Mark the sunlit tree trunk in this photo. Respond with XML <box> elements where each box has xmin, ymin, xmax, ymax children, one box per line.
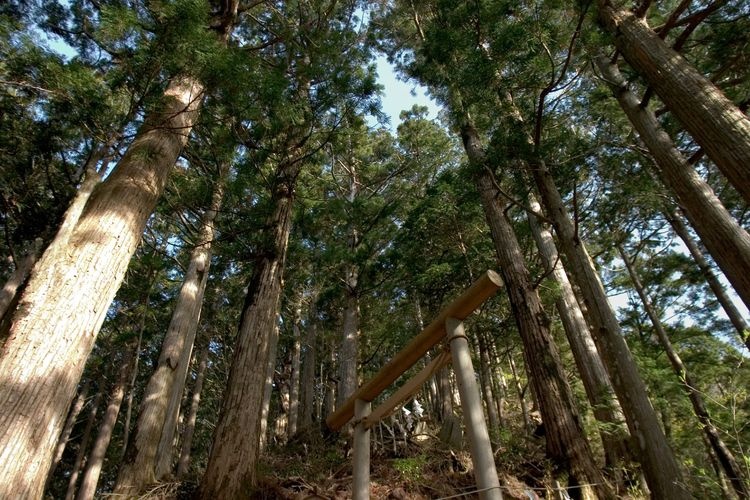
<box><xmin>619</xmin><ymin>244</ymin><xmax>749</xmax><ymax>500</ymax></box>
<box><xmin>259</xmin><ymin>322</ymin><xmax>281</xmax><ymax>453</ymax></box>
<box><xmin>199</xmin><ymin>157</ymin><xmax>301</xmax><ymax>498</ymax></box>
<box><xmin>121</xmin><ymin>296</ymin><xmax>148</xmax><ymax>460</ymax></box>
<box><xmin>323</xmin><ymin>339</ymin><xmax>336</xmax><ymax>420</ymax></box>
<box><xmin>1</xmin><ymin>146</ymin><xmax>109</xmax><ymax>338</ymax></box>
<box><xmin>529</xmin><ymin>156</ymin><xmax>686</xmax><ymax>498</ymax></box>
<box><xmin>527</xmin><ymin>193</ymin><xmax>631</xmax><ymax>471</ymax></box>
<box><xmin>0</xmin><ymin>76</ymin><xmax>203</xmax><ymax>499</ymax></box>
<box><xmin>299</xmin><ymin>295</ymin><xmax>318</xmax><ymax>430</ymax></box>
<box><xmin>665</xmin><ymin>209</ymin><xmax>749</xmax><ymax>348</ymax></box>
<box><xmin>337</xmin><ymin>161</ymin><xmax>361</xmax><ymax>408</ymax></box>
<box><xmin>154</xmin><ymin>170</ymin><xmax>227</xmax><ymax>477</ymax></box>
<box><xmin>115</xmin><ymin>169</ymin><xmax>226</xmax><ymax>494</ymax></box>
<box><xmin>288</xmin><ymin>297</ymin><xmax>303</xmax><ymax>437</ymax></box>
<box><xmin>176</xmin><ymin>343</ymin><xmax>209</xmax><ymax>479</ymax></box>
<box><xmin>64</xmin><ymin>390</ymin><xmax>102</xmax><ymax>500</ymax></box>
<box><xmin>76</xmin><ymin>347</ymin><xmax>134</xmax><ymax>500</ymax></box>
<box><xmin>462</xmin><ymin>119</ymin><xmax>611</xmax><ymax>497</ymax></box>
<box><xmin>0</xmin><ymin>238</ymin><xmax>42</xmax><ymax>336</ymax></box>
<box><xmin>596</xmin><ymin>1</ymin><xmax>750</xmax><ymax>204</ymax></box>
<box><xmin>46</xmin><ymin>381</ymin><xmax>90</xmax><ymax>493</ymax></box>
<box><xmin>595</xmin><ymin>56</ymin><xmax>750</xmax><ymax>315</ymax></box>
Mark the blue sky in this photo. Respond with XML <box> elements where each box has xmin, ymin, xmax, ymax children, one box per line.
<box><xmin>373</xmin><ymin>55</ymin><xmax>441</xmax><ymax>130</ymax></box>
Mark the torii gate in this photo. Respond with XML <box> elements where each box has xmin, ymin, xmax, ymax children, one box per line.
<box><xmin>326</xmin><ymin>270</ymin><xmax>504</xmax><ymax>500</ymax></box>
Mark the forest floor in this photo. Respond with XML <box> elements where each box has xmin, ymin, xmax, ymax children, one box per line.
<box><xmin>244</xmin><ymin>425</ymin><xmax>551</xmax><ymax>499</ymax></box>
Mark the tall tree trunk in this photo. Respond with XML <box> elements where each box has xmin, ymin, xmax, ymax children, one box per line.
<box><xmin>259</xmin><ymin>322</ymin><xmax>281</xmax><ymax>453</ymax></box>
<box><xmin>64</xmin><ymin>390</ymin><xmax>102</xmax><ymax>500</ymax></box>
<box><xmin>199</xmin><ymin>159</ymin><xmax>300</xmax><ymax>498</ymax></box>
<box><xmin>413</xmin><ymin>298</ymin><xmax>441</xmax><ymax>419</ymax></box>
<box><xmin>115</xmin><ymin>169</ymin><xmax>226</xmax><ymax>494</ymax></box>
<box><xmin>437</xmin><ymin>364</ymin><xmax>454</xmax><ymax>422</ymax></box>
<box><xmin>481</xmin><ymin>75</ymin><xmax>685</xmax><ymax>495</ymax></box>
<box><xmin>0</xmin><ymin>76</ymin><xmax>203</xmax><ymax>499</ymax></box>
<box><xmin>323</xmin><ymin>339</ymin><xmax>336</xmax><ymax>420</ymax></box>
<box><xmin>337</xmin><ymin>159</ymin><xmax>361</xmax><ymax>408</ymax></box>
<box><xmin>703</xmin><ymin>432</ymin><xmax>735</xmax><ymax>500</ymax></box>
<box><xmin>288</xmin><ymin>298</ymin><xmax>303</xmax><ymax>438</ymax></box>
<box><xmin>337</xmin><ymin>269</ymin><xmax>360</xmax><ymax>408</ymax></box>
<box><xmin>46</xmin><ymin>381</ymin><xmax>90</xmax><ymax>493</ymax></box>
<box><xmin>595</xmin><ymin>56</ymin><xmax>750</xmax><ymax>315</ymax></box>
<box><xmin>176</xmin><ymin>342</ymin><xmax>210</xmax><ymax>479</ymax></box>
<box><xmin>665</xmin><ymin>209</ymin><xmax>750</xmax><ymax>349</ymax></box>
<box><xmin>1</xmin><ymin>144</ymin><xmax>111</xmax><ymax>340</ymax></box>
<box><xmin>488</xmin><ymin>341</ymin><xmax>507</xmax><ymax>428</ymax></box>
<box><xmin>618</xmin><ymin>244</ymin><xmax>750</xmax><ymax>500</ymax></box>
<box><xmin>299</xmin><ymin>295</ymin><xmax>318</xmax><ymax>430</ymax></box>
<box><xmin>154</xmin><ymin>171</ymin><xmax>228</xmax><ymax>478</ymax></box>
<box><xmin>0</xmin><ymin>238</ymin><xmax>42</xmax><ymax>332</ymax></box>
<box><xmin>76</xmin><ymin>347</ymin><xmax>134</xmax><ymax>500</ymax></box>
<box><xmin>596</xmin><ymin>1</ymin><xmax>750</xmax><ymax>204</ymax></box>
<box><xmin>121</xmin><ymin>296</ymin><xmax>148</xmax><ymax>460</ymax></box>
<box><xmin>507</xmin><ymin>353</ymin><xmax>531</xmax><ymax>431</ymax></box>
<box><xmin>462</xmin><ymin>120</ymin><xmax>610</xmax><ymax>497</ymax></box>
<box><xmin>476</xmin><ymin>329</ymin><xmax>500</xmax><ymax>436</ymax></box>
<box><xmin>527</xmin><ymin>193</ymin><xmax>632</xmax><ymax>470</ymax></box>
<box><xmin>528</xmin><ymin>156</ymin><xmax>687</xmax><ymax>498</ymax></box>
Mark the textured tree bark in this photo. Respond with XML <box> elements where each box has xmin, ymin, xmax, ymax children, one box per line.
<box><xmin>0</xmin><ymin>76</ymin><xmax>203</xmax><ymax>499</ymax></box>
<box><xmin>462</xmin><ymin>120</ymin><xmax>610</xmax><ymax>497</ymax></box>
<box><xmin>527</xmin><ymin>194</ymin><xmax>632</xmax><ymax>471</ymax></box>
<box><xmin>121</xmin><ymin>296</ymin><xmax>148</xmax><ymax>460</ymax></box>
<box><xmin>64</xmin><ymin>390</ymin><xmax>102</xmax><ymax>500</ymax></box>
<box><xmin>665</xmin><ymin>209</ymin><xmax>750</xmax><ymax>349</ymax></box>
<box><xmin>337</xmin><ymin>160</ymin><xmax>361</xmax><ymax>409</ymax></box>
<box><xmin>154</xmin><ymin>172</ymin><xmax>227</xmax><ymax>478</ymax></box>
<box><xmin>259</xmin><ymin>323</ymin><xmax>281</xmax><ymax>453</ymax></box>
<box><xmin>114</xmin><ymin>169</ymin><xmax>225</xmax><ymax>494</ymax></box>
<box><xmin>199</xmin><ymin>159</ymin><xmax>300</xmax><ymax>499</ymax></box>
<box><xmin>619</xmin><ymin>245</ymin><xmax>750</xmax><ymax>500</ymax></box>
<box><xmin>46</xmin><ymin>381</ymin><xmax>90</xmax><ymax>493</ymax></box>
<box><xmin>595</xmin><ymin>56</ymin><xmax>750</xmax><ymax>313</ymax></box>
<box><xmin>338</xmin><ymin>270</ymin><xmax>361</xmax><ymax>408</ymax></box>
<box><xmin>437</xmin><ymin>365</ymin><xmax>454</xmax><ymax>422</ymax></box>
<box><xmin>529</xmin><ymin>156</ymin><xmax>687</xmax><ymax>498</ymax></box>
<box><xmin>288</xmin><ymin>298</ymin><xmax>303</xmax><ymax>437</ymax></box>
<box><xmin>2</xmin><ymin>143</ymin><xmax>109</xmax><ymax>338</ymax></box>
<box><xmin>76</xmin><ymin>348</ymin><xmax>134</xmax><ymax>500</ymax></box>
<box><xmin>323</xmin><ymin>341</ymin><xmax>336</xmax><ymax>420</ymax></box>
<box><xmin>299</xmin><ymin>296</ymin><xmax>318</xmax><ymax>430</ymax></box>
<box><xmin>176</xmin><ymin>343</ymin><xmax>209</xmax><ymax>479</ymax></box>
<box><xmin>597</xmin><ymin>1</ymin><xmax>750</xmax><ymax>204</ymax></box>
<box><xmin>0</xmin><ymin>148</ymin><xmax>106</xmax><ymax>342</ymax></box>
<box><xmin>488</xmin><ymin>341</ymin><xmax>507</xmax><ymax>427</ymax></box>
<box><xmin>0</xmin><ymin>238</ymin><xmax>42</xmax><ymax>332</ymax></box>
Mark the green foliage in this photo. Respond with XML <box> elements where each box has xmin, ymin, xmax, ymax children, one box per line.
<box><xmin>392</xmin><ymin>454</ymin><xmax>428</xmax><ymax>481</ymax></box>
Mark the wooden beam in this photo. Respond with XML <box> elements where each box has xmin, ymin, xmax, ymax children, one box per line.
<box><xmin>326</xmin><ymin>270</ymin><xmax>502</xmax><ymax>431</ymax></box>
<box><xmin>363</xmin><ymin>351</ymin><xmax>452</xmax><ymax>428</ymax></box>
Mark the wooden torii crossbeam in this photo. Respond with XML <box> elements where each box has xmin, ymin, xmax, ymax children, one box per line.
<box><xmin>326</xmin><ymin>270</ymin><xmax>504</xmax><ymax>500</ymax></box>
